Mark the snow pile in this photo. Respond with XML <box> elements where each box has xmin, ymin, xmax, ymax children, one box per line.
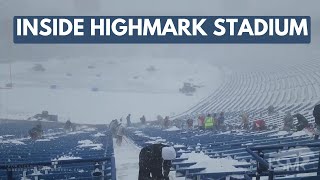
<box><xmin>2</xmin><ymin>135</ymin><xmax>14</xmax><ymax>138</ymax></box>
<box><xmin>36</xmin><ymin>138</ymin><xmax>51</xmax><ymax>142</ymax></box>
<box><xmin>181</xmin><ymin>151</ymin><xmax>247</xmax><ymax>173</ymax></box>
<box><xmin>149</xmin><ymin>136</ymin><xmax>162</xmax><ymax>140</ymax></box>
<box><xmin>54</xmin><ymin>155</ymin><xmax>82</xmax><ymax>161</ymax></box>
<box><xmin>27</xmin><ymin>117</ymin><xmax>56</xmax><ymax>122</ymax></box>
<box><xmin>8</xmin><ymin>139</ymin><xmax>25</xmax><ymax>145</ymax></box>
<box><xmin>30</xmin><ymin>171</ymin><xmax>43</xmax><ymax>175</ymax></box>
<box><xmin>134</xmin><ymin>131</ymin><xmax>149</xmax><ymax>138</ymax></box>
<box><xmin>41</xmin><ymin>166</ymin><xmax>52</xmax><ymax>170</ymax></box>
<box><xmin>236</xmin><ymin>132</ymin><xmax>244</xmax><ymax>135</ymax></box>
<box><xmin>0</xmin><ymin>139</ymin><xmax>25</xmax><ymax>145</ymax></box>
<box><xmin>269</xmin><ymin>131</ymin><xmax>290</xmax><ymax>137</ymax></box>
<box><xmin>77</xmin><ymin>140</ymin><xmax>103</xmax><ymax>150</ymax></box>
<box><xmin>37</xmin><ymin>131</ymin><xmax>66</xmax><ymax>141</ymax></box>
<box><xmin>76</xmin><ymin>125</ymin><xmax>96</xmax><ymax>132</ymax></box>
<box><xmin>67</xmin><ymin>128</ymin><xmax>97</xmax><ymax>135</ymax></box>
<box><xmin>174</xmin><ymin>144</ymin><xmax>186</xmax><ymax>148</ymax></box>
<box><xmin>93</xmin><ymin>132</ymin><xmax>105</xmax><ymax>137</ymax></box>
<box><xmin>290</xmin><ymin>130</ymin><xmax>309</xmax><ymax>137</ymax></box>
<box><xmin>91</xmin><ymin>146</ymin><xmax>103</xmax><ymax>150</ymax></box>
<box><xmin>164</xmin><ymin>126</ymin><xmax>180</xmax><ymax>131</ymax></box>
<box><xmin>68</xmin><ymin>131</ymin><xmax>87</xmax><ymax>135</ymax></box>
<box><xmin>243</xmin><ymin>142</ymin><xmax>253</xmax><ymax>146</ymax></box>
<box><xmin>220</xmin><ymin>131</ymin><xmax>232</xmax><ymax>135</ymax></box>
<box><xmin>178</xmin><ymin>149</ymin><xmax>189</xmax><ymax>153</ymax></box>
<box><xmin>83</xmin><ymin>127</ymin><xmax>96</xmax><ymax>132</ymax></box>
<box><xmin>145</xmin><ymin>137</ymin><xmax>167</xmax><ymax>144</ymax></box>
<box><xmin>134</xmin><ymin>130</ymin><xmax>142</xmax><ymax>134</ymax></box>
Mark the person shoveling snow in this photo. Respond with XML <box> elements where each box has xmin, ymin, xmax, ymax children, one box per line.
<box><xmin>139</xmin><ymin>144</ymin><xmax>176</xmax><ymax>180</ymax></box>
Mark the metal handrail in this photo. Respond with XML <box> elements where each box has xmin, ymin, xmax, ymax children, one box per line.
<box><xmin>250</xmin><ymin>142</ymin><xmax>320</xmax><ymax>151</ymax></box>
<box><xmin>246</xmin><ymin>142</ymin><xmax>320</xmax><ymax>180</ymax></box>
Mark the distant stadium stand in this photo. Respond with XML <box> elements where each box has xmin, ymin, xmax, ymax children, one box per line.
<box><xmin>174</xmin><ymin>59</ymin><xmax>320</xmax><ymax>129</ymax></box>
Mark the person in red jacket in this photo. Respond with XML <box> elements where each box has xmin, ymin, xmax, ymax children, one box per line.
<box><xmin>253</xmin><ymin>119</ymin><xmax>267</xmax><ymax>131</ymax></box>
<box><xmin>198</xmin><ymin>115</ymin><xmax>205</xmax><ymax>130</ymax></box>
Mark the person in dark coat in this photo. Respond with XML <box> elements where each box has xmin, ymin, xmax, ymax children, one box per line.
<box><xmin>138</xmin><ymin>144</ymin><xmax>176</xmax><ymax>180</ymax></box>
<box><xmin>283</xmin><ymin>112</ymin><xmax>294</xmax><ymax>131</ymax></box>
<box><xmin>163</xmin><ymin>116</ymin><xmax>170</xmax><ymax>129</ymax></box>
<box><xmin>64</xmin><ymin>120</ymin><xmax>74</xmax><ymax>131</ymax></box>
<box><xmin>293</xmin><ymin>113</ymin><xmax>309</xmax><ymax>131</ymax></box>
<box><xmin>126</xmin><ymin>114</ymin><xmax>131</xmax><ymax>127</ymax></box>
<box><xmin>140</xmin><ymin>115</ymin><xmax>146</xmax><ymax>125</ymax></box>
<box><xmin>313</xmin><ymin>104</ymin><xmax>320</xmax><ymax>139</ymax></box>
<box><xmin>217</xmin><ymin>112</ymin><xmax>225</xmax><ymax>129</ymax></box>
<box><xmin>314</xmin><ymin>104</ymin><xmax>320</xmax><ymax>127</ymax></box>
<box><xmin>29</xmin><ymin>122</ymin><xmax>43</xmax><ymax>140</ymax></box>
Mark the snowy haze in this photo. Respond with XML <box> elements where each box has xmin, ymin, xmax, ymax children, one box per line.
<box><xmin>0</xmin><ymin>0</ymin><xmax>320</xmax><ymax>123</ymax></box>
<box><xmin>0</xmin><ymin>57</ymin><xmax>222</xmax><ymax>124</ymax></box>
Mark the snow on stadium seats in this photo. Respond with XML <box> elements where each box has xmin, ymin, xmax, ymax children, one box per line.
<box><xmin>126</xmin><ymin>126</ymin><xmax>320</xmax><ymax>179</ymax></box>
<box><xmin>122</xmin><ymin>60</ymin><xmax>320</xmax><ymax>179</ymax></box>
<box><xmin>178</xmin><ymin>60</ymin><xmax>320</xmax><ymax>122</ymax></box>
<box><xmin>0</xmin><ymin>120</ymin><xmax>116</xmax><ymax>180</ymax></box>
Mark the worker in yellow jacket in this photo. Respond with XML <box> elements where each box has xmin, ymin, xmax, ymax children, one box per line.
<box><xmin>204</xmin><ymin>114</ymin><xmax>214</xmax><ymax>130</ymax></box>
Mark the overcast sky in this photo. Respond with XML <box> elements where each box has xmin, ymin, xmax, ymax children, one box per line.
<box><xmin>0</xmin><ymin>0</ymin><xmax>319</xmax><ymax>68</ymax></box>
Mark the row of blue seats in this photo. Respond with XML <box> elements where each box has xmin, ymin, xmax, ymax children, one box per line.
<box><xmin>127</xmin><ymin>127</ymin><xmax>320</xmax><ymax>180</ymax></box>
<box><xmin>0</xmin><ymin>120</ymin><xmax>116</xmax><ymax>180</ymax></box>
